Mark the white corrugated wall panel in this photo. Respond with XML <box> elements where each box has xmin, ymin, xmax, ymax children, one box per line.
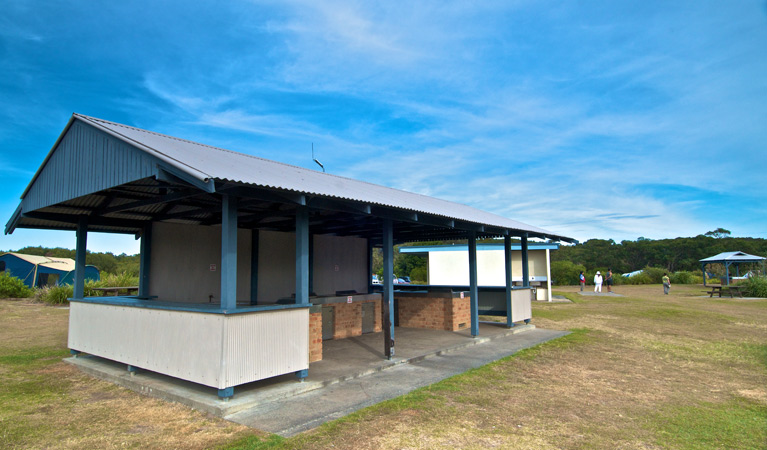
<box><xmin>69</xmin><ymin>302</ymin><xmax>311</xmax><ymax>390</ymax></box>
<box><xmin>69</xmin><ymin>302</ymin><xmax>224</xmax><ymax>387</ymax></box>
<box><xmin>223</xmin><ymin>308</ymin><xmax>309</xmax><ymax>387</ymax></box>
<box><xmin>511</xmin><ymin>288</ymin><xmax>533</xmax><ymax>322</ymax></box>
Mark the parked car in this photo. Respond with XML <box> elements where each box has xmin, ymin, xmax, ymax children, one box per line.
<box><xmin>401</xmin><ymin>276</ymin><xmax>411</xmax><ymax>283</ymax></box>
<box><xmin>372</xmin><ymin>274</ymin><xmax>381</xmax><ymax>285</ymax></box>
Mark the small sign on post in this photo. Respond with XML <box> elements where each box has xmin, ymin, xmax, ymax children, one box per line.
<box><xmin>347</xmin><ymin>296</ymin><xmax>353</xmax><ymax>303</ymax></box>
<box><xmin>460</xmin><ymin>292</ymin><xmax>465</xmax><ymax>299</ymax></box>
<box><xmin>210</xmin><ymin>264</ymin><xmax>216</xmax><ymax>272</ymax></box>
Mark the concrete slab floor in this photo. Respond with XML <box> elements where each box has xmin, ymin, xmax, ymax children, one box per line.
<box><xmin>578</xmin><ymin>291</ymin><xmax>624</xmax><ymax>297</ymax></box>
<box><xmin>66</xmin><ymin>323</ymin><xmax>569</xmax><ymax>436</ymax></box>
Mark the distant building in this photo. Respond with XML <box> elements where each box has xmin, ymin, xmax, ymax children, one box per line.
<box><xmin>0</xmin><ymin>252</ymin><xmax>100</xmax><ymax>288</ymax></box>
<box><xmin>399</xmin><ymin>243</ymin><xmax>557</xmax><ymax>301</ymax></box>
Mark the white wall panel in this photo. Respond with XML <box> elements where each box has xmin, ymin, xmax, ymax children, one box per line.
<box><xmin>150</xmin><ymin>222</ymin><xmax>251</xmax><ymax>303</ymax></box>
<box><xmin>428</xmin><ymin>249</ymin><xmax>549</xmax><ymax>286</ymax></box>
<box><xmin>69</xmin><ymin>302</ymin><xmax>310</xmax><ymax>389</ymax></box>
<box><xmin>312</xmin><ymin>234</ymin><xmax>367</xmax><ymax>296</ymax></box>
<box><xmin>224</xmin><ymin>308</ymin><xmax>309</xmax><ymax>386</ymax></box>
<box><xmin>257</xmin><ymin>230</ymin><xmax>295</xmax><ymax>303</ymax></box>
<box><xmin>511</xmin><ymin>288</ymin><xmax>533</xmax><ymax>322</ymax></box>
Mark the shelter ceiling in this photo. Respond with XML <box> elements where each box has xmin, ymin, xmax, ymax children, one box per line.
<box><xmin>14</xmin><ymin>177</ymin><xmax>517</xmax><ymax>243</ymax></box>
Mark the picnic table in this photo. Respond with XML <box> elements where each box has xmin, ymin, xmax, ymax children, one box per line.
<box><xmin>91</xmin><ymin>286</ymin><xmax>139</xmax><ymax>296</ymax></box>
<box><xmin>706</xmin><ymin>285</ymin><xmax>744</xmax><ymax>298</ymax></box>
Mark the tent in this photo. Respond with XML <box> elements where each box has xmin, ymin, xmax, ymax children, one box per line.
<box><xmin>0</xmin><ymin>252</ymin><xmax>100</xmax><ymax>288</ymax></box>
<box><xmin>699</xmin><ymin>251</ymin><xmax>766</xmax><ymax>286</ymax></box>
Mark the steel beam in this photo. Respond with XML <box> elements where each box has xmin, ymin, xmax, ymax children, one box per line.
<box><xmin>99</xmin><ymin>189</ymin><xmax>201</xmax><ymax>215</ymax></box>
<box><xmin>308</xmin><ymin>197</ymin><xmax>372</xmax><ymax>215</ymax></box>
<box><xmin>22</xmin><ymin>211</ymin><xmax>147</xmax><ymax>230</ymax></box>
<box><xmin>219</xmin><ymin>185</ymin><xmax>306</xmax><ymax>206</ymax></box>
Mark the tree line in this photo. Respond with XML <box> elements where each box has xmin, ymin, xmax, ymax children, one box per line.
<box><xmin>552</xmin><ymin>231</ymin><xmax>767</xmax><ymax>274</ymax></box>
<box><xmin>7</xmin><ymin>229</ymin><xmax>766</xmax><ymax>284</ymax></box>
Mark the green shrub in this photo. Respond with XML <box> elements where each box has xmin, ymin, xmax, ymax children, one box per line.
<box><xmin>35</xmin><ymin>284</ymin><xmax>73</xmax><ymax>305</ymax></box>
<box><xmin>409</xmin><ymin>266</ymin><xmax>427</xmax><ymax>285</ymax></box>
<box><xmin>642</xmin><ymin>266</ymin><xmax>667</xmax><ymax>284</ymax></box>
<box><xmin>551</xmin><ymin>260</ymin><xmax>587</xmax><ymax>285</ymax></box>
<box><xmin>742</xmin><ymin>276</ymin><xmax>767</xmax><ymax>298</ymax></box>
<box><xmin>0</xmin><ymin>272</ymin><xmax>33</xmax><ymax>298</ymax></box>
<box><xmin>616</xmin><ymin>266</ymin><xmax>690</xmax><ymax>285</ymax></box>
<box><xmin>670</xmin><ymin>271</ymin><xmax>704</xmax><ymax>285</ymax></box>
<box><xmin>33</xmin><ymin>272</ymin><xmax>141</xmax><ymax>305</ymax></box>
<box><xmin>91</xmin><ymin>271</ymin><xmax>139</xmax><ymax>288</ymax></box>
<box><xmin>620</xmin><ymin>273</ymin><xmax>645</xmax><ymax>285</ymax></box>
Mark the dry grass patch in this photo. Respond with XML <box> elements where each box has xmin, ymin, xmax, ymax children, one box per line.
<box><xmin>4</xmin><ymin>284</ymin><xmax>766</xmax><ymax>450</ymax></box>
<box><xmin>0</xmin><ymin>300</ymin><xmax>263</xmax><ymax>450</ymax></box>
<box><xmin>225</xmin><ymin>285</ymin><xmax>766</xmax><ymax>449</ymax></box>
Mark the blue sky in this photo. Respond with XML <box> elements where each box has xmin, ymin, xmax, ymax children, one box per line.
<box><xmin>1</xmin><ymin>1</ymin><xmax>766</xmax><ymax>254</ymax></box>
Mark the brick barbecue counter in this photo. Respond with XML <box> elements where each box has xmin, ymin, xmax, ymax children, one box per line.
<box><xmin>394</xmin><ymin>290</ymin><xmax>470</xmax><ymax>332</ymax></box>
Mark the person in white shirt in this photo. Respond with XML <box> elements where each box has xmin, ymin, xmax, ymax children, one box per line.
<box><xmin>594</xmin><ymin>271</ymin><xmax>603</xmax><ymax>293</ymax></box>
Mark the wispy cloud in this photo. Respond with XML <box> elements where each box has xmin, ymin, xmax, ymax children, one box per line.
<box><xmin>1</xmin><ymin>1</ymin><xmax>765</xmax><ymax>253</ymax></box>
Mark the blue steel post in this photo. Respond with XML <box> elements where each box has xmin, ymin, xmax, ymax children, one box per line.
<box><xmin>138</xmin><ymin>224</ymin><xmax>152</xmax><ymax>298</ymax></box>
<box><xmin>295</xmin><ymin>206</ymin><xmax>309</xmax><ymax>305</ymax></box>
<box><xmin>504</xmin><ymin>235</ymin><xmax>513</xmax><ymax>328</ymax></box>
<box><xmin>725</xmin><ymin>262</ymin><xmax>731</xmax><ymax>286</ymax></box>
<box><xmin>250</xmin><ymin>229</ymin><xmax>259</xmax><ymax>305</ymax></box>
<box><xmin>521</xmin><ymin>233</ymin><xmax>530</xmax><ymax>288</ymax></box>
<box><xmin>468</xmin><ymin>231</ymin><xmax>479</xmax><ymax>337</ymax></box>
<box><xmin>220</xmin><ymin>195</ymin><xmax>238</xmax><ymax>310</ymax></box>
<box><xmin>295</xmin><ymin>205</ymin><xmax>310</xmax><ymax>380</ymax></box>
<box><xmin>218</xmin><ymin>387</ymin><xmax>234</xmax><ymax>400</ymax></box>
<box><xmin>383</xmin><ymin>219</ymin><xmax>395</xmax><ymax>359</ymax></box>
<box><xmin>702</xmin><ymin>263</ymin><xmax>707</xmax><ymax>287</ymax></box>
<box><xmin>73</xmin><ymin>216</ymin><xmax>88</xmax><ymax>299</ymax></box>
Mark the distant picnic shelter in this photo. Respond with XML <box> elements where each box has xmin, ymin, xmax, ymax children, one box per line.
<box><xmin>699</xmin><ymin>251</ymin><xmax>766</xmax><ymax>286</ymax></box>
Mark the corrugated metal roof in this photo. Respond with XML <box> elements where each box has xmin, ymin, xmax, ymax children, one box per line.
<box><xmin>700</xmin><ymin>251</ymin><xmax>766</xmax><ymax>263</ymax></box>
<box><xmin>71</xmin><ymin>114</ymin><xmax>571</xmax><ymax>241</ymax></box>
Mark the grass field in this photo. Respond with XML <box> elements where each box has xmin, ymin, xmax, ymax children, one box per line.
<box><xmin>1</xmin><ymin>284</ymin><xmax>765</xmax><ymax>449</ymax></box>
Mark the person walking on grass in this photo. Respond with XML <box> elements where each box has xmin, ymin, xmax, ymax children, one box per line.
<box><xmin>594</xmin><ymin>271</ymin><xmax>603</xmax><ymax>293</ymax></box>
<box><xmin>606</xmin><ymin>269</ymin><xmax>614</xmax><ymax>293</ymax></box>
<box><xmin>579</xmin><ymin>271</ymin><xmax>586</xmax><ymax>291</ymax></box>
<box><xmin>663</xmin><ymin>273</ymin><xmax>671</xmax><ymax>295</ymax></box>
